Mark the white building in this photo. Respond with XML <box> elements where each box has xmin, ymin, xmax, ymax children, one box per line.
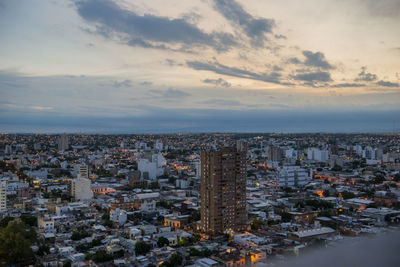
<box><xmin>135</xmin><ymin>192</ymin><xmax>159</xmax><ymax>211</ymax></box>
<box><xmin>285</xmin><ymin>149</ymin><xmax>298</xmax><ymax>159</ymax></box>
<box><xmin>154</xmin><ymin>140</ymin><xmax>164</xmax><ymax>151</ymax></box>
<box><xmin>4</xmin><ymin>144</ymin><xmax>12</xmax><ymax>155</ymax></box>
<box><xmin>307</xmin><ymin>148</ymin><xmax>329</xmax><ymax>162</ymax></box>
<box><xmin>70</xmin><ymin>178</ymin><xmax>93</xmax><ymax>200</ymax></box>
<box><xmin>279</xmin><ymin>166</ymin><xmax>309</xmax><ymax>188</ymax></box>
<box><xmin>74</xmin><ymin>164</ymin><xmax>89</xmax><ymax>179</ymax></box>
<box><xmin>0</xmin><ymin>186</ymin><xmax>6</xmax><ymax>211</ymax></box>
<box><xmin>110</xmin><ymin>208</ymin><xmax>127</xmax><ymax>225</ymax></box>
<box><xmin>138</xmin><ymin>153</ymin><xmax>166</xmax><ymax>180</ymax></box>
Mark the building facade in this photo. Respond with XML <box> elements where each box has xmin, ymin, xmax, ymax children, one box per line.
<box><xmin>69</xmin><ymin>178</ymin><xmax>93</xmax><ymax>200</ymax></box>
<box><xmin>200</xmin><ymin>143</ymin><xmax>247</xmax><ymax>234</ymax></box>
<box><xmin>279</xmin><ymin>166</ymin><xmax>309</xmax><ymax>188</ymax></box>
<box><xmin>0</xmin><ymin>186</ymin><xmax>6</xmax><ymax>211</ymax></box>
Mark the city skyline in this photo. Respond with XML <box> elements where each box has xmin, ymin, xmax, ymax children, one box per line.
<box><xmin>1</xmin><ymin>0</ymin><xmax>400</xmax><ymax>133</ymax></box>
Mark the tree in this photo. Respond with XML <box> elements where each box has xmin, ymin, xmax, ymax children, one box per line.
<box><xmin>135</xmin><ymin>241</ymin><xmax>151</xmax><ymax>255</ymax></box>
<box><xmin>149</xmin><ymin>181</ymin><xmax>159</xmax><ymax>189</ymax></box>
<box><xmin>331</xmin><ymin>165</ymin><xmax>342</xmax><ymax>172</ymax></box>
<box><xmin>157</xmin><ymin>237</ymin><xmax>169</xmax><ymax>247</ymax></box>
<box><xmin>161</xmin><ymin>253</ymin><xmax>183</xmax><ymax>267</ymax></box>
<box><xmin>341</xmin><ymin>190</ymin><xmax>355</xmax><ymax>200</ymax></box>
<box><xmin>189</xmin><ymin>210</ymin><xmax>200</xmax><ymax>223</ymax></box>
<box><xmin>0</xmin><ymin>216</ymin><xmax>13</xmax><ymax>228</ymax></box>
<box><xmin>281</xmin><ymin>211</ymin><xmax>291</xmax><ymax>222</ymax></box>
<box><xmin>251</xmin><ymin>219</ymin><xmax>265</xmax><ymax>230</ymax></box>
<box><xmin>0</xmin><ymin>221</ymin><xmax>35</xmax><ymax>265</ymax></box>
<box><xmin>87</xmin><ymin>250</ymin><xmax>113</xmax><ymax>263</ymax></box>
<box><xmin>323</xmin><ymin>189</ymin><xmax>330</xmax><ymax>197</ymax></box>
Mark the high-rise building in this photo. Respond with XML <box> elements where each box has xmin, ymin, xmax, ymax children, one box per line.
<box><xmin>200</xmin><ymin>142</ymin><xmax>247</xmax><ymax>234</ymax></box>
<box><xmin>74</xmin><ymin>163</ymin><xmax>89</xmax><ymax>179</ymax></box>
<box><xmin>0</xmin><ymin>186</ymin><xmax>7</xmax><ymax>211</ymax></box>
<box><xmin>58</xmin><ymin>134</ymin><xmax>69</xmax><ymax>151</ymax></box>
<box><xmin>69</xmin><ymin>178</ymin><xmax>93</xmax><ymax>200</ymax></box>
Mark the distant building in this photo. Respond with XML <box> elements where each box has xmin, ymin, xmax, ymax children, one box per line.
<box><xmin>69</xmin><ymin>178</ymin><xmax>93</xmax><ymax>200</ymax></box>
<box><xmin>135</xmin><ymin>192</ymin><xmax>159</xmax><ymax>211</ymax></box>
<box><xmin>110</xmin><ymin>208</ymin><xmax>127</xmax><ymax>225</ymax></box>
<box><xmin>4</xmin><ymin>144</ymin><xmax>12</xmax><ymax>155</ymax></box>
<box><xmin>285</xmin><ymin>148</ymin><xmax>298</xmax><ymax>159</ymax></box>
<box><xmin>58</xmin><ymin>134</ymin><xmax>69</xmax><ymax>151</ymax></box>
<box><xmin>279</xmin><ymin>166</ymin><xmax>309</xmax><ymax>188</ymax></box>
<box><xmin>138</xmin><ymin>153</ymin><xmax>166</xmax><ymax>180</ymax></box>
<box><xmin>0</xmin><ymin>186</ymin><xmax>6</xmax><ymax>211</ymax></box>
<box><xmin>267</xmin><ymin>146</ymin><xmax>283</xmax><ymax>162</ymax></box>
<box><xmin>200</xmin><ymin>142</ymin><xmax>247</xmax><ymax>234</ymax></box>
<box><xmin>307</xmin><ymin>148</ymin><xmax>329</xmax><ymax>162</ymax></box>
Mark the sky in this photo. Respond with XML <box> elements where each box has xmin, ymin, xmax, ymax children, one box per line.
<box><xmin>0</xmin><ymin>0</ymin><xmax>400</xmax><ymax>133</ymax></box>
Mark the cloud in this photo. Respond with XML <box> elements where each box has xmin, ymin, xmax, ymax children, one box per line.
<box><xmin>139</xmin><ymin>81</ymin><xmax>152</xmax><ymax>86</ymax></box>
<box><xmin>197</xmin><ymin>99</ymin><xmax>241</xmax><ymax>106</ymax></box>
<box><xmin>112</xmin><ymin>79</ymin><xmax>132</xmax><ymax>88</ymax></box>
<box><xmin>187</xmin><ymin>60</ymin><xmax>291</xmax><ymax>85</ymax></box>
<box><xmin>30</xmin><ymin>106</ymin><xmax>53</xmax><ymax>111</ymax></box>
<box><xmin>287</xmin><ymin>57</ymin><xmax>302</xmax><ymax>64</ymax></box>
<box><xmin>363</xmin><ymin>0</ymin><xmax>400</xmax><ymax>17</ymax></box>
<box><xmin>302</xmin><ymin>50</ymin><xmax>333</xmax><ymax>70</ymax></box>
<box><xmin>332</xmin><ymin>83</ymin><xmax>365</xmax><ymax>88</ymax></box>
<box><xmin>376</xmin><ymin>80</ymin><xmax>399</xmax><ymax>87</ymax></box>
<box><xmin>148</xmin><ymin>88</ymin><xmax>191</xmax><ymax>99</ymax></box>
<box><xmin>75</xmin><ymin>0</ymin><xmax>236</xmax><ymax>52</ymax></box>
<box><xmin>202</xmin><ymin>78</ymin><xmax>231</xmax><ymax>87</ymax></box>
<box><xmin>356</xmin><ymin>66</ymin><xmax>377</xmax><ymax>82</ymax></box>
<box><xmin>291</xmin><ymin>71</ymin><xmax>332</xmax><ymax>82</ymax></box>
<box><xmin>288</xmin><ymin>51</ymin><xmax>333</xmax><ymax>70</ymax></box>
<box><xmin>212</xmin><ymin>0</ymin><xmax>275</xmax><ymax>47</ymax></box>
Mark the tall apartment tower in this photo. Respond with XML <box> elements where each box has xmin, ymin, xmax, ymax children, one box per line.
<box><xmin>74</xmin><ymin>163</ymin><xmax>89</xmax><ymax>179</ymax></box>
<box><xmin>200</xmin><ymin>142</ymin><xmax>247</xmax><ymax>234</ymax></box>
<box><xmin>0</xmin><ymin>186</ymin><xmax>6</xmax><ymax>211</ymax></box>
<box><xmin>58</xmin><ymin>134</ymin><xmax>69</xmax><ymax>151</ymax></box>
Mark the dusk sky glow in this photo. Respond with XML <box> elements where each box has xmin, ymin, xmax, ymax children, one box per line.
<box><xmin>1</xmin><ymin>0</ymin><xmax>400</xmax><ymax>133</ymax></box>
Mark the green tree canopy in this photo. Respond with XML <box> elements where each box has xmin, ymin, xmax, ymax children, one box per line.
<box><xmin>135</xmin><ymin>240</ymin><xmax>151</xmax><ymax>255</ymax></box>
<box><xmin>157</xmin><ymin>237</ymin><xmax>169</xmax><ymax>247</ymax></box>
<box><xmin>0</xmin><ymin>220</ymin><xmax>35</xmax><ymax>265</ymax></box>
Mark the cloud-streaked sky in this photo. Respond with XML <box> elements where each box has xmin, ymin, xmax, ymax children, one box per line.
<box><xmin>1</xmin><ymin>0</ymin><xmax>399</xmax><ymax>133</ymax></box>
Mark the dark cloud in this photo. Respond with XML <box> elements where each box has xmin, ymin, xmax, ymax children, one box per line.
<box><xmin>291</xmin><ymin>71</ymin><xmax>332</xmax><ymax>82</ymax></box>
<box><xmin>75</xmin><ymin>0</ymin><xmax>236</xmax><ymax>52</ymax></box>
<box><xmin>139</xmin><ymin>81</ymin><xmax>152</xmax><ymax>86</ymax></box>
<box><xmin>376</xmin><ymin>80</ymin><xmax>399</xmax><ymax>87</ymax></box>
<box><xmin>165</xmin><ymin>59</ymin><xmax>183</xmax><ymax>67</ymax></box>
<box><xmin>212</xmin><ymin>0</ymin><xmax>275</xmax><ymax>47</ymax></box>
<box><xmin>112</xmin><ymin>79</ymin><xmax>131</xmax><ymax>88</ymax></box>
<box><xmin>287</xmin><ymin>57</ymin><xmax>302</xmax><ymax>64</ymax></box>
<box><xmin>302</xmin><ymin>50</ymin><xmax>333</xmax><ymax>70</ymax></box>
<box><xmin>187</xmin><ymin>60</ymin><xmax>291</xmax><ymax>85</ymax></box>
<box><xmin>148</xmin><ymin>88</ymin><xmax>191</xmax><ymax>99</ymax></box>
<box><xmin>332</xmin><ymin>83</ymin><xmax>365</xmax><ymax>88</ymax></box>
<box><xmin>202</xmin><ymin>78</ymin><xmax>231</xmax><ymax>87</ymax></box>
<box><xmin>363</xmin><ymin>0</ymin><xmax>400</xmax><ymax>16</ymax></box>
<box><xmin>356</xmin><ymin>66</ymin><xmax>377</xmax><ymax>82</ymax></box>
<box><xmin>274</xmin><ymin>34</ymin><xmax>287</xmax><ymax>40</ymax></box>
<box><xmin>273</xmin><ymin>65</ymin><xmax>284</xmax><ymax>72</ymax></box>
